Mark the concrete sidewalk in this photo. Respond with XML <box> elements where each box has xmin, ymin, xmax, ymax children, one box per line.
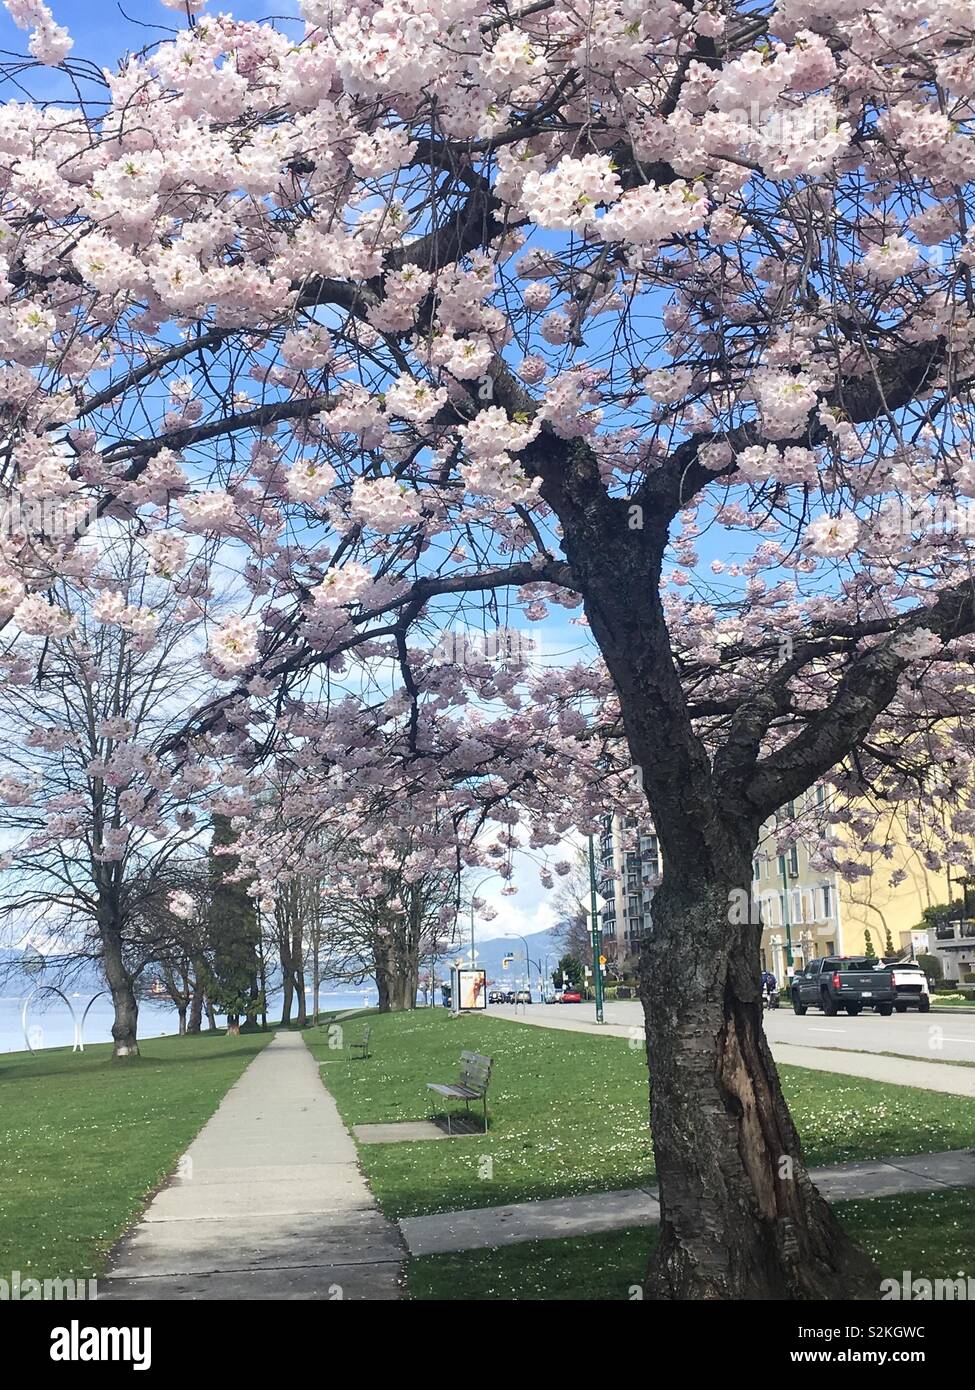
<box><xmin>487</xmin><ymin>1006</ymin><xmax>975</xmax><ymax>1098</ymax></box>
<box><xmin>99</xmin><ymin>1031</ymin><xmax>403</xmax><ymax>1300</ymax></box>
<box><xmin>400</xmin><ymin>1148</ymin><xmax>975</xmax><ymax>1256</ymax></box>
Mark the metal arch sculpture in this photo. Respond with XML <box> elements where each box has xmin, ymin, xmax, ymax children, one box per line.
<box><xmin>21</xmin><ymin>985</ymin><xmax>82</xmax><ymax>1054</ymax></box>
<box><xmin>80</xmin><ymin>991</ymin><xmax>110</xmax><ymax>1048</ymax></box>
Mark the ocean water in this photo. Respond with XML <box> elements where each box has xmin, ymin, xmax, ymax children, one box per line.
<box><xmin>0</xmin><ymin>989</ymin><xmax>379</xmax><ymax>1054</ymax></box>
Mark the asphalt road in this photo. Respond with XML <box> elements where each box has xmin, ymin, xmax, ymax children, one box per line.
<box><xmin>487</xmin><ymin>999</ymin><xmax>975</xmax><ymax>1065</ymax></box>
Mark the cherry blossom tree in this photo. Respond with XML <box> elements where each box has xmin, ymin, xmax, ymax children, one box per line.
<box><xmin>0</xmin><ymin>535</ymin><xmax>218</xmax><ymax>1055</ymax></box>
<box><xmin>5</xmin><ymin>0</ymin><xmax>975</xmax><ymax>1296</ymax></box>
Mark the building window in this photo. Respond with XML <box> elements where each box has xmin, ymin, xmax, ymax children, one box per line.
<box><xmin>821</xmin><ymin>884</ymin><xmax>831</xmax><ymax>918</ymax></box>
<box><xmin>789</xmin><ymin>845</ymin><xmax>799</xmax><ymax>876</ymax></box>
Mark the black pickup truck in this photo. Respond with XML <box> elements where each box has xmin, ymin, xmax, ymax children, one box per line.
<box><xmin>791</xmin><ymin>957</ymin><xmax>896</xmax><ymax>1017</ymax></box>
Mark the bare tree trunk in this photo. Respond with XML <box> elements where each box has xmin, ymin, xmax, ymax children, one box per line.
<box><xmin>177</xmin><ymin>1005</ymin><xmax>187</xmax><ymax>1036</ymax></box>
<box><xmin>205</xmin><ymin>998</ymin><xmax>217</xmax><ymax>1031</ymax></box>
<box><xmin>376</xmin><ymin>947</ymin><xmax>418</xmax><ymax>1012</ymax></box>
<box><xmin>292</xmin><ymin>919</ymin><xmax>306</xmax><ymax>1027</ymax></box>
<box><xmin>312</xmin><ymin>933</ymin><xmax>320</xmax><ymax>1027</ymax></box>
<box><xmin>375</xmin><ymin>947</ymin><xmax>392</xmax><ymax>1013</ymax></box>
<box><xmin>279</xmin><ymin>928</ymin><xmax>294</xmax><ymax>1024</ymax></box>
<box><xmin>642</xmin><ymin>868</ymin><xmax>878</xmax><ymax>1299</ymax></box>
<box><xmin>101</xmin><ymin>919</ymin><xmax>139</xmax><ymax>1058</ymax></box>
<box><xmin>226</xmin><ymin>1014</ymin><xmax>240</xmax><ymax>1036</ymax></box>
<box><xmin>389</xmin><ymin>961</ymin><xmax>418</xmax><ymax>1011</ymax></box>
<box><xmin>187</xmin><ymin>973</ymin><xmax>204</xmax><ymax>1034</ymax></box>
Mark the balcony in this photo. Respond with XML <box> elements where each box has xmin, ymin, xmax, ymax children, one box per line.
<box><xmin>936</xmin><ymin>921</ymin><xmax>975</xmax><ymax>942</ymax></box>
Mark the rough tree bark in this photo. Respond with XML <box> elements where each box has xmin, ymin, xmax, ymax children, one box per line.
<box><xmin>643</xmin><ymin>872</ymin><xmax>876</xmax><ymax>1298</ymax></box>
<box><xmin>100</xmin><ymin>919</ymin><xmax>139</xmax><ymax>1058</ymax></box>
<box><xmin>187</xmin><ymin>969</ymin><xmax>204</xmax><ymax>1034</ymax></box>
<box><xmin>374</xmin><ymin>934</ymin><xmax>418</xmax><ymax>1012</ymax></box>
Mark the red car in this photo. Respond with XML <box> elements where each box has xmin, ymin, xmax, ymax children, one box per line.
<box><xmin>560</xmin><ymin>990</ymin><xmax>583</xmax><ymax>1003</ymax></box>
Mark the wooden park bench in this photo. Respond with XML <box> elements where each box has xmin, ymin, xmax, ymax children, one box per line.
<box><xmin>348</xmin><ymin>1025</ymin><xmax>371</xmax><ymax>1060</ymax></box>
<box><xmin>426</xmin><ymin>1050</ymin><xmax>493</xmax><ymax>1133</ymax></box>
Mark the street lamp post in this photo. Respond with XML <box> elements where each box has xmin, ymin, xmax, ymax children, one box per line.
<box><xmin>504</xmin><ymin>933</ymin><xmax>543</xmax><ymax>1001</ymax></box>
<box><xmin>588</xmin><ymin>833</ymin><xmax>605</xmax><ymax>1024</ymax></box>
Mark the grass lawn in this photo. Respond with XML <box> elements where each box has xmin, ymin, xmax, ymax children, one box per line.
<box><xmin>304</xmin><ymin>1009</ymin><xmax>975</xmax><ymax>1221</ymax></box>
<box><xmin>0</xmin><ymin>1029</ymin><xmax>273</xmax><ymax>1280</ymax></box>
<box><xmin>404</xmin><ymin>1188</ymin><xmax>975</xmax><ymax>1300</ymax></box>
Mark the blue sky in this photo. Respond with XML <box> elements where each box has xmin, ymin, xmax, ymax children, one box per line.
<box><xmin>0</xmin><ymin>0</ymin><xmax>301</xmax><ymax>50</ymax></box>
<box><xmin>0</xmin><ymin>1</ymin><xmax>303</xmax><ymax>101</ymax></box>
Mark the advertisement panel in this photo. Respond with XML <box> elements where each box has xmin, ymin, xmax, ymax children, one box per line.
<box><xmin>458</xmin><ymin>968</ymin><xmax>487</xmax><ymax>1010</ymax></box>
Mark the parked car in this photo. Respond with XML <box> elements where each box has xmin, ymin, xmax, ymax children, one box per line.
<box><xmin>560</xmin><ymin>990</ymin><xmax>583</xmax><ymax>1003</ymax></box>
<box><xmin>503</xmin><ymin>989</ymin><xmax>516</xmax><ymax>1004</ymax></box>
<box><xmin>514</xmin><ymin>989</ymin><xmax>532</xmax><ymax>1004</ymax></box>
<box><xmin>888</xmin><ymin>961</ymin><xmax>931</xmax><ymax>1013</ymax></box>
<box><xmin>487</xmin><ymin>990</ymin><xmax>505</xmax><ymax>1004</ymax></box>
<box><xmin>543</xmin><ymin>990</ymin><xmax>563</xmax><ymax>1004</ymax></box>
<box><xmin>791</xmin><ymin>956</ymin><xmax>896</xmax><ymax>1016</ymax></box>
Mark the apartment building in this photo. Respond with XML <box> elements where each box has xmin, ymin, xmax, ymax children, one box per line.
<box><xmin>596</xmin><ymin>790</ymin><xmax>974</xmax><ymax>983</ymax></box>
<box><xmin>596</xmin><ymin>812</ymin><xmax>660</xmax><ymax>971</ymax></box>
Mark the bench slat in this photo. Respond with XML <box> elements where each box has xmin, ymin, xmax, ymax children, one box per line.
<box><xmin>427</xmin><ymin>1054</ymin><xmax>493</xmax><ymax>1100</ymax></box>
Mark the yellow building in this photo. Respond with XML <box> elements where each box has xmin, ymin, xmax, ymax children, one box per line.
<box><xmin>755</xmin><ymin>794</ymin><xmax>975</xmax><ymax>985</ymax></box>
<box><xmin>597</xmin><ymin>795</ymin><xmax>975</xmax><ymax>985</ymax></box>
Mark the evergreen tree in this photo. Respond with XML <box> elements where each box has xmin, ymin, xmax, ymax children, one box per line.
<box><xmin>553</xmin><ymin>953</ymin><xmax>584</xmax><ymax>990</ymax></box>
<box><xmin>206</xmin><ymin>814</ymin><xmax>262</xmax><ymax>1034</ymax></box>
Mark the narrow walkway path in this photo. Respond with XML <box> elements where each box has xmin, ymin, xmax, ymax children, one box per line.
<box><xmin>100</xmin><ymin>1032</ymin><xmax>403</xmax><ymax>1300</ymax></box>
<box><xmin>400</xmin><ymin>1148</ymin><xmax>975</xmax><ymax>1256</ymax></box>
<box><xmin>487</xmin><ymin>1006</ymin><xmax>975</xmax><ymax>1097</ymax></box>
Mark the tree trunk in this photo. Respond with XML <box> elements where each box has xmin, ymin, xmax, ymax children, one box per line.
<box><xmin>100</xmin><ymin>922</ymin><xmax>139</xmax><ymax>1058</ymax></box>
<box><xmin>312</xmin><ymin>936</ymin><xmax>320</xmax><ymax>1026</ymax></box>
<box><xmin>177</xmin><ymin>1004</ymin><xmax>187</xmax><ymax>1036</ymax></box>
<box><xmin>375</xmin><ymin>951</ymin><xmax>391</xmax><ymax>1013</ymax></box>
<box><xmin>226</xmin><ymin>1013</ymin><xmax>240</xmax><ymax>1037</ymax></box>
<box><xmin>375</xmin><ymin>947</ymin><xmax>417</xmax><ymax>1012</ymax></box>
<box><xmin>642</xmin><ymin>871</ymin><xmax>879</xmax><ymax>1299</ymax></box>
<box><xmin>205</xmin><ymin>998</ymin><xmax>216</xmax><ymax>1030</ymax></box>
<box><xmin>292</xmin><ymin>921</ymin><xmax>306</xmax><ymax>1027</ymax></box>
<box><xmin>280</xmin><ymin>972</ymin><xmax>293</xmax><ymax>1025</ymax></box>
<box><xmin>187</xmin><ymin>974</ymin><xmax>204</xmax><ymax>1034</ymax></box>
<box><xmin>389</xmin><ymin>961</ymin><xmax>417</xmax><ymax>1011</ymax></box>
